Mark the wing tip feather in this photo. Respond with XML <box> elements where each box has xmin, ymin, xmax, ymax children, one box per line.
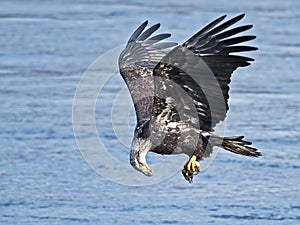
<box><xmin>127</xmin><ymin>20</ymin><xmax>149</xmax><ymax>43</ymax></box>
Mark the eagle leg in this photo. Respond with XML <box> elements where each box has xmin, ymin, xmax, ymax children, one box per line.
<box><xmin>181</xmin><ymin>155</ymin><xmax>200</xmax><ymax>183</ymax></box>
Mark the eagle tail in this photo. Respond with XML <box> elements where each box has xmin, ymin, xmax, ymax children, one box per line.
<box><xmin>220</xmin><ymin>136</ymin><xmax>261</xmax><ymax>157</ymax></box>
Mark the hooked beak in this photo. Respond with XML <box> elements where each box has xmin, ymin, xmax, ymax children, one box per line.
<box><xmin>140</xmin><ymin>163</ymin><xmax>153</xmax><ymax>176</ymax></box>
<box><xmin>130</xmin><ymin>144</ymin><xmax>153</xmax><ymax>176</ymax></box>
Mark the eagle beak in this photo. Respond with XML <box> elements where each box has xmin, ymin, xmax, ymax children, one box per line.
<box><xmin>141</xmin><ymin>164</ymin><xmax>153</xmax><ymax>176</ymax></box>
<box><xmin>130</xmin><ymin>144</ymin><xmax>153</xmax><ymax>177</ymax></box>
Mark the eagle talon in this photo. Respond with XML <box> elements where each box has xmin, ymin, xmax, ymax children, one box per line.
<box><xmin>182</xmin><ymin>155</ymin><xmax>200</xmax><ymax>182</ymax></box>
<box><xmin>182</xmin><ymin>169</ymin><xmax>194</xmax><ymax>183</ymax></box>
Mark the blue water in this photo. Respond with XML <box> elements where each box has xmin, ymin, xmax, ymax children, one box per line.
<box><xmin>1</xmin><ymin>0</ymin><xmax>300</xmax><ymax>224</ymax></box>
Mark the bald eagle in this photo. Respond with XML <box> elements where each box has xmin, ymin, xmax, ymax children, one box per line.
<box><xmin>119</xmin><ymin>14</ymin><xmax>261</xmax><ymax>182</ymax></box>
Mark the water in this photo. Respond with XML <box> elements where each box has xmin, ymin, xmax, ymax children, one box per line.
<box><xmin>1</xmin><ymin>0</ymin><xmax>300</xmax><ymax>224</ymax></box>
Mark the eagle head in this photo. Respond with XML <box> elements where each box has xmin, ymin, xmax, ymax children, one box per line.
<box><xmin>130</xmin><ymin>119</ymin><xmax>153</xmax><ymax>176</ymax></box>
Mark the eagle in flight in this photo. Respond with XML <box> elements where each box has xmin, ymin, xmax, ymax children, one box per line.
<box><xmin>118</xmin><ymin>14</ymin><xmax>261</xmax><ymax>182</ymax></box>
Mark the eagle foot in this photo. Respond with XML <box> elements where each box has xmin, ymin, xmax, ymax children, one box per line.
<box><xmin>182</xmin><ymin>155</ymin><xmax>200</xmax><ymax>183</ymax></box>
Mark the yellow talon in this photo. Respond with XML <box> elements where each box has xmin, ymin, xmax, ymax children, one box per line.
<box><xmin>182</xmin><ymin>155</ymin><xmax>200</xmax><ymax>183</ymax></box>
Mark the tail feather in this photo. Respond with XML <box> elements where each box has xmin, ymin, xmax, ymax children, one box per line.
<box><xmin>221</xmin><ymin>136</ymin><xmax>262</xmax><ymax>157</ymax></box>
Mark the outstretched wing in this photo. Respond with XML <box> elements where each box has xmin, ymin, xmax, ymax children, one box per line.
<box><xmin>119</xmin><ymin>21</ymin><xmax>177</xmax><ymax>124</ymax></box>
<box><xmin>153</xmin><ymin>14</ymin><xmax>257</xmax><ymax>131</ymax></box>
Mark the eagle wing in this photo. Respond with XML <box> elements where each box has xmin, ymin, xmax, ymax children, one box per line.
<box><xmin>119</xmin><ymin>21</ymin><xmax>177</xmax><ymax>124</ymax></box>
<box><xmin>152</xmin><ymin>14</ymin><xmax>257</xmax><ymax>132</ymax></box>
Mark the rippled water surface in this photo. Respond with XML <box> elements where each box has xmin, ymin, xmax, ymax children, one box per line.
<box><xmin>1</xmin><ymin>0</ymin><xmax>300</xmax><ymax>224</ymax></box>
